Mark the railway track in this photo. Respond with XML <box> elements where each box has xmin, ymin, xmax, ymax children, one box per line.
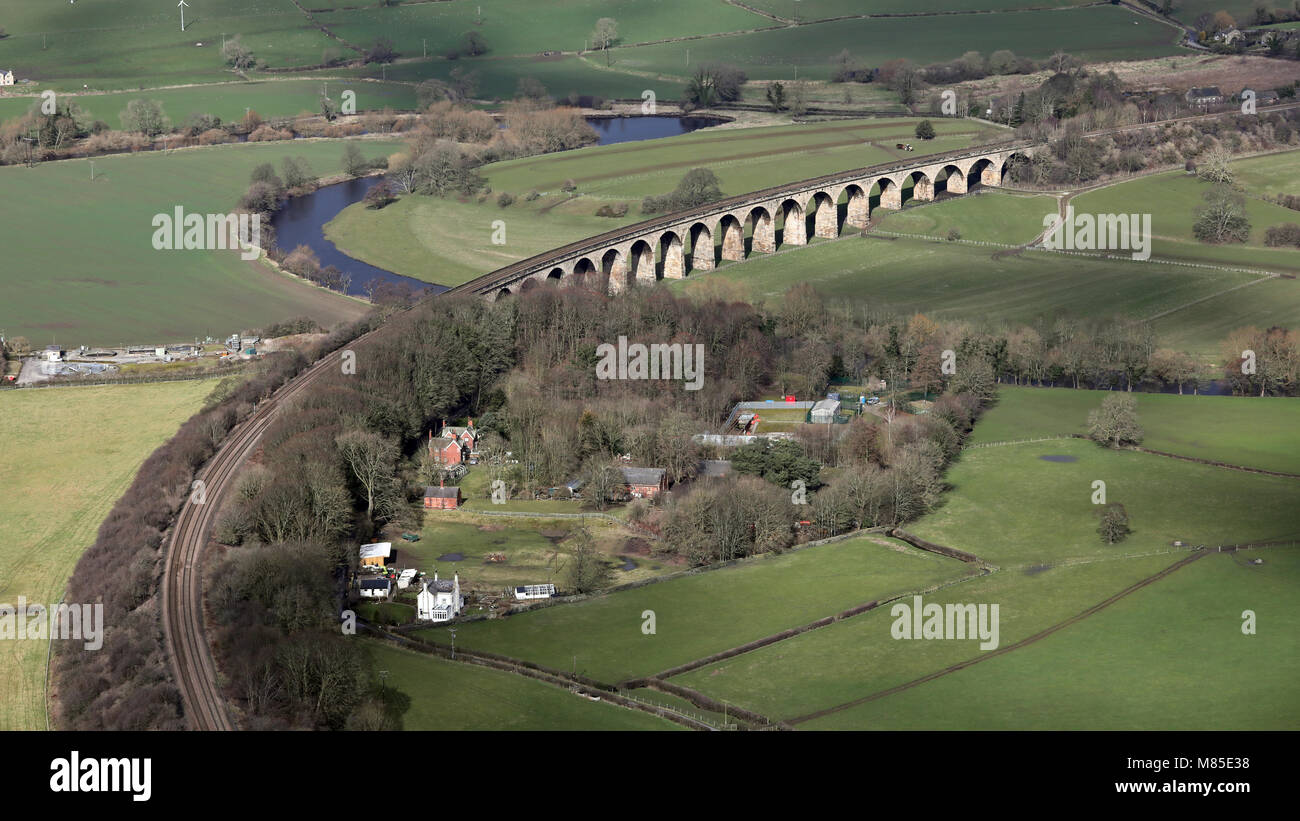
<box><xmin>160</xmin><ymin>339</ymin><xmax>372</xmax><ymax>730</ymax></box>
<box><xmin>160</xmin><ymin>102</ymin><xmax>1299</xmax><ymax>730</ymax></box>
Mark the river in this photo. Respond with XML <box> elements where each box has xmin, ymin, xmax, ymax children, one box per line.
<box><xmin>270</xmin><ymin>116</ymin><xmax>724</xmax><ymax>297</ymax></box>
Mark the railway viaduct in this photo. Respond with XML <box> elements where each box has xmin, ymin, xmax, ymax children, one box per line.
<box><xmin>451</xmin><ymin>141</ymin><xmax>1035</xmax><ymax>301</ymax></box>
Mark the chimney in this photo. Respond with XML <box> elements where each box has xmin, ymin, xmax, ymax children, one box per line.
<box><xmin>440</xmin><ymin>478</ymin><xmax>444</xmax><ymax>488</ymax></box>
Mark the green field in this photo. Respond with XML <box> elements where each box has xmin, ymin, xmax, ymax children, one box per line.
<box><xmin>0</xmin><ymin>139</ymin><xmax>397</xmax><ymax>345</ymax></box>
<box><xmin>675</xmin><ymin>551</ymin><xmax>1180</xmax><ymax>722</ymax></box>
<box><xmin>316</xmin><ymin>0</ymin><xmax>765</xmax><ymax>60</ymax></box>
<box><xmin>798</xmin><ymin>548</ymin><xmax>1300</xmax><ymax>729</ymax></box>
<box><xmin>746</xmin><ymin>0</ymin><xmax>1094</xmax><ymax>15</ymax></box>
<box><xmin>970</xmin><ymin>386</ymin><xmax>1300</xmax><ymax>475</ymax></box>
<box><xmin>0</xmin><ymin>79</ymin><xmax>420</xmax><ymax>128</ymax></box>
<box><xmin>1230</xmin><ymin>150</ymin><xmax>1300</xmax><ymax>201</ymax></box>
<box><xmin>871</xmin><ymin>190</ymin><xmax>1056</xmax><ymax>244</ymax></box>
<box><xmin>0</xmin><ymin>0</ymin><xmax>333</xmax><ymax>89</ymax></box>
<box><xmin>677</xmin><ymin>233</ymin><xmax>1279</xmax><ymax>354</ymax></box>
<box><xmin>325</xmin><ymin>116</ymin><xmax>1009</xmax><ymax>286</ymax></box>
<box><xmin>363</xmin><ymin>641</ymin><xmax>680</xmax><ymax>730</ymax></box>
<box><xmin>611</xmin><ymin>7</ymin><xmax>1180</xmax><ymax>81</ymax></box>
<box><xmin>416</xmin><ymin>534</ymin><xmax>972</xmax><ymax>683</ymax></box>
<box><xmin>1070</xmin><ymin>168</ymin><xmax>1300</xmax><ymax>275</ymax></box>
<box><xmin>911</xmin><ymin>437</ymin><xmax>1300</xmax><ymax>567</ymax></box>
<box><xmin>0</xmin><ymin>379</ymin><xmax>217</xmax><ymax>730</ymax></box>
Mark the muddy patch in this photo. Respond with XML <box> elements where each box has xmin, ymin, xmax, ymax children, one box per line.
<box><xmin>617</xmin><ymin>556</ymin><xmax>637</xmax><ymax>572</ymax></box>
<box><xmin>437</xmin><ymin>552</ymin><xmax>465</xmax><ymax>562</ymax></box>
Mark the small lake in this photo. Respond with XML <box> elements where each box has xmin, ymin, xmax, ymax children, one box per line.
<box><xmin>271</xmin><ymin>115</ymin><xmax>726</xmax><ymax>295</ymax></box>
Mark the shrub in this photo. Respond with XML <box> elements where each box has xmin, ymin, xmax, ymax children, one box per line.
<box><xmin>497</xmin><ymin>191</ymin><xmax>515</xmax><ymax>207</ymax></box>
<box><xmin>595</xmin><ymin>202</ymin><xmax>629</xmax><ymax>218</ymax></box>
<box><xmin>1264</xmin><ymin>223</ymin><xmax>1300</xmax><ymax>247</ymax></box>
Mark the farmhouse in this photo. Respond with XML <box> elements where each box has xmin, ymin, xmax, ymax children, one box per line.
<box><xmin>0</xmin><ymin>70</ymin><xmax>13</xmax><ymax>87</ymax></box>
<box><xmin>430</xmin><ymin>436</ymin><xmax>463</xmax><ymax>467</ymax></box>
<box><xmin>417</xmin><ymin>572</ymin><xmax>463</xmax><ymax>621</ymax></box>
<box><xmin>359</xmin><ymin>542</ymin><xmax>392</xmax><ymax>568</ymax></box>
<box><xmin>424</xmin><ymin>482</ymin><xmax>462</xmax><ymax>510</ymax></box>
<box><xmin>359</xmin><ymin>578</ymin><xmax>392</xmax><ymax>599</ymax></box>
<box><xmin>621</xmin><ymin>467</ymin><xmax>668</xmax><ymax>498</ymax></box>
<box><xmin>1185</xmin><ymin>86</ymin><xmax>1223</xmax><ymax>106</ymax></box>
<box><xmin>515</xmin><ymin>583</ymin><xmax>556</xmax><ymax>600</ymax></box>
<box><xmin>441</xmin><ymin>419</ymin><xmax>478</xmax><ymax>450</ymax></box>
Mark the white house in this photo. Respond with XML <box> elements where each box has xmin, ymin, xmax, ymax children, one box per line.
<box><xmin>359</xmin><ymin>578</ymin><xmax>392</xmax><ymax>599</ymax></box>
<box><xmin>0</xmin><ymin>71</ymin><xmax>14</xmax><ymax>87</ymax></box>
<box><xmin>43</xmin><ymin>345</ymin><xmax>64</xmax><ymax>363</ymax></box>
<box><xmin>417</xmin><ymin>572</ymin><xmax>463</xmax><ymax>622</ymax></box>
<box><xmin>514</xmin><ymin>583</ymin><xmax>556</xmax><ymax>601</ymax></box>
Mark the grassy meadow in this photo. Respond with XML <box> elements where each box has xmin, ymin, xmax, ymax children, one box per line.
<box><xmin>415</xmin><ymin>534</ymin><xmax>972</xmax><ymax>683</ymax></box>
<box><xmin>798</xmin><ymin>547</ymin><xmax>1300</xmax><ymax>730</ymax></box>
<box><xmin>1070</xmin><ymin>168</ymin><xmax>1300</xmax><ymax>275</ymax></box>
<box><xmin>0</xmin><ymin>138</ymin><xmax>397</xmax><ymax>346</ymax></box>
<box><xmin>363</xmin><ymin>641</ymin><xmax>680</xmax><ymax>730</ymax></box>
<box><xmin>677</xmin><ymin>233</ymin><xmax>1271</xmax><ymax>354</ymax></box>
<box><xmin>611</xmin><ymin>6</ymin><xmax>1180</xmax><ymax>81</ymax></box>
<box><xmin>970</xmin><ymin>386</ymin><xmax>1300</xmax><ymax>475</ymax></box>
<box><xmin>0</xmin><ymin>79</ymin><xmax>420</xmax><ymax>128</ymax></box>
<box><xmin>0</xmin><ymin>379</ymin><xmax>217</xmax><ymax>730</ymax></box>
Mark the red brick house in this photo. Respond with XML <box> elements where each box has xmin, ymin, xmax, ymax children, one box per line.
<box><xmin>430</xmin><ymin>436</ymin><xmax>463</xmax><ymax>467</ymax></box>
<box><xmin>621</xmin><ymin>467</ymin><xmax>668</xmax><ymax>499</ymax></box>
<box><xmin>424</xmin><ymin>483</ymin><xmax>462</xmax><ymax>510</ymax></box>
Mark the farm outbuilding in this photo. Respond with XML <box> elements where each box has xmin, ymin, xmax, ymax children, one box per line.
<box><xmin>359</xmin><ymin>578</ymin><xmax>392</xmax><ymax>599</ymax></box>
<box><xmin>621</xmin><ymin>467</ymin><xmax>668</xmax><ymax>498</ymax></box>
<box><xmin>515</xmin><ymin>583</ymin><xmax>556</xmax><ymax>600</ymax></box>
<box><xmin>424</xmin><ymin>483</ymin><xmax>462</xmax><ymax>509</ymax></box>
<box><xmin>810</xmin><ymin>398</ymin><xmax>842</xmax><ymax>423</ymax></box>
<box><xmin>359</xmin><ymin>542</ymin><xmax>392</xmax><ymax>567</ymax></box>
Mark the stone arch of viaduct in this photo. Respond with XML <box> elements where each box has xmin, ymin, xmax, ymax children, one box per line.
<box><xmin>468</xmin><ymin>145</ymin><xmax>1033</xmax><ymax>301</ymax></box>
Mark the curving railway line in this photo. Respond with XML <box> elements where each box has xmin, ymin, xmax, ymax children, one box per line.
<box><xmin>161</xmin><ymin>340</ymin><xmax>372</xmax><ymax>729</ymax></box>
<box><xmin>161</xmin><ymin>102</ymin><xmax>1299</xmax><ymax>729</ymax></box>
